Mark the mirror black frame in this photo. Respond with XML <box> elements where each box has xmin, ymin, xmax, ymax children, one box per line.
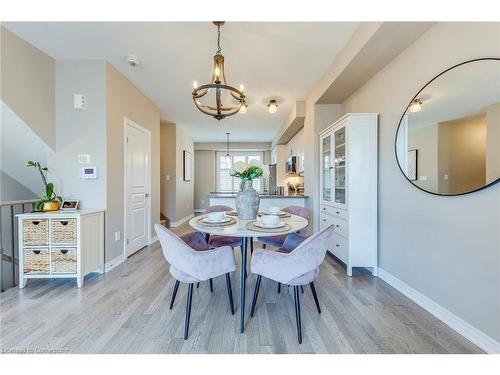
<box><xmin>394</xmin><ymin>57</ymin><xmax>500</xmax><ymax>196</ymax></box>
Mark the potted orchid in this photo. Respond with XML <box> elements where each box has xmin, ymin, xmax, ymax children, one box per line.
<box><xmin>27</xmin><ymin>160</ymin><xmax>62</xmax><ymax>212</ymax></box>
<box><xmin>230</xmin><ymin>160</ymin><xmax>269</xmax><ymax>219</ymax></box>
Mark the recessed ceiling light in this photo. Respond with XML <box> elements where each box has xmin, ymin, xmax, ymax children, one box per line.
<box><xmin>408</xmin><ymin>98</ymin><xmax>423</xmax><ymax>113</ymax></box>
<box><xmin>268</xmin><ymin>99</ymin><xmax>278</xmax><ymax>114</ymax></box>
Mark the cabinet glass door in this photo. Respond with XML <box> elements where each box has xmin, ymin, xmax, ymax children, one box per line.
<box><xmin>334</xmin><ymin>127</ymin><xmax>346</xmax><ymax>205</ymax></box>
<box><xmin>322</xmin><ymin>134</ymin><xmax>332</xmax><ymax>203</ymax></box>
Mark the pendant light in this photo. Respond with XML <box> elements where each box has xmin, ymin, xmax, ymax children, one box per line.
<box><xmin>192</xmin><ymin>22</ymin><xmax>247</xmax><ymax>120</ymax></box>
<box><xmin>224</xmin><ymin>132</ymin><xmax>231</xmax><ymax>164</ymax></box>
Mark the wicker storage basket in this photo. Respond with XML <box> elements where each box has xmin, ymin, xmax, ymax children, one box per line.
<box><xmin>51</xmin><ymin>219</ymin><xmax>77</xmax><ymax>245</ymax></box>
<box><xmin>51</xmin><ymin>248</ymin><xmax>77</xmax><ymax>274</ymax></box>
<box><xmin>23</xmin><ymin>248</ymin><xmax>50</xmax><ymax>274</ymax></box>
<box><xmin>22</xmin><ymin>219</ymin><xmax>49</xmax><ymax>246</ymax></box>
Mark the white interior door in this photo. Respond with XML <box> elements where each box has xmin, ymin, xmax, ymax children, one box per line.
<box><xmin>125</xmin><ymin>119</ymin><xmax>150</xmax><ymax>257</ymax></box>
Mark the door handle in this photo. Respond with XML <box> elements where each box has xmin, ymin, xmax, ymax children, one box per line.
<box><xmin>145</xmin><ymin>193</ymin><xmax>150</xmax><ymax>198</ymax></box>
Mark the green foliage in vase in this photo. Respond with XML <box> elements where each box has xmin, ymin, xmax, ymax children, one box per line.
<box><xmin>27</xmin><ymin>160</ymin><xmax>62</xmax><ymax>211</ymax></box>
<box><xmin>229</xmin><ymin>160</ymin><xmax>270</xmax><ymax>181</ymax></box>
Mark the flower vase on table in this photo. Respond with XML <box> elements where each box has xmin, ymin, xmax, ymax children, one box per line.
<box><xmin>230</xmin><ymin>160</ymin><xmax>269</xmax><ymax>220</ymax></box>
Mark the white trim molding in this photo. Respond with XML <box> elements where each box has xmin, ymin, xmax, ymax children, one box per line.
<box><xmin>105</xmin><ymin>254</ymin><xmax>125</xmax><ymax>272</ymax></box>
<box><xmin>378</xmin><ymin>268</ymin><xmax>500</xmax><ymax>354</ymax></box>
<box><xmin>170</xmin><ymin>213</ymin><xmax>195</xmax><ymax>228</ymax></box>
<box><xmin>149</xmin><ymin>235</ymin><xmax>158</xmax><ymax>245</ymax></box>
<box><xmin>194</xmin><ymin>208</ymin><xmax>205</xmax><ymax>213</ymax></box>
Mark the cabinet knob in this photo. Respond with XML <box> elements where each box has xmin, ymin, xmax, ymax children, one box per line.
<box><xmin>60</xmin><ymin>221</ymin><xmax>69</xmax><ymax>226</ymax></box>
<box><xmin>336</xmin><ymin>224</ymin><xmax>339</xmax><ymax>228</ymax></box>
<box><xmin>323</xmin><ymin>219</ymin><xmax>326</xmax><ymax>222</ymax></box>
<box><xmin>336</xmin><ymin>211</ymin><xmax>339</xmax><ymax>214</ymax></box>
<box><xmin>32</xmin><ymin>221</ymin><xmax>40</xmax><ymax>225</ymax></box>
<box><xmin>61</xmin><ymin>249</ymin><xmax>68</xmax><ymax>254</ymax></box>
<box><xmin>336</xmin><ymin>244</ymin><xmax>339</xmax><ymax>247</ymax></box>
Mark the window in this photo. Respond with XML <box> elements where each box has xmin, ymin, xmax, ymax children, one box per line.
<box><xmin>216</xmin><ymin>151</ymin><xmax>265</xmax><ymax>192</ymax></box>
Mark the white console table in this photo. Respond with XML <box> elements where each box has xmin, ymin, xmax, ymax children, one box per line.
<box><xmin>17</xmin><ymin>210</ymin><xmax>104</xmax><ymax>288</ymax></box>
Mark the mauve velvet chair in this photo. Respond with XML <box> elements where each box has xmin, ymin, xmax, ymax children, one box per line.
<box><xmin>257</xmin><ymin>206</ymin><xmax>311</xmax><ymax>249</ymax></box>
<box><xmin>257</xmin><ymin>206</ymin><xmax>311</xmax><ymax>293</ymax></box>
<box><xmin>155</xmin><ymin>224</ymin><xmax>236</xmax><ymax>340</ymax></box>
<box><xmin>203</xmin><ymin>205</ymin><xmax>242</xmax><ymax>249</ymax></box>
<box><xmin>250</xmin><ymin>225</ymin><xmax>334</xmax><ymax>344</ymax></box>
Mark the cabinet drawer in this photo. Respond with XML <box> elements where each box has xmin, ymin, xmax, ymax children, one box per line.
<box><xmin>328</xmin><ymin>233</ymin><xmax>348</xmax><ymax>264</ymax></box>
<box><xmin>51</xmin><ymin>248</ymin><xmax>77</xmax><ymax>274</ymax></box>
<box><xmin>51</xmin><ymin>219</ymin><xmax>77</xmax><ymax>245</ymax></box>
<box><xmin>23</xmin><ymin>219</ymin><xmax>49</xmax><ymax>246</ymax></box>
<box><xmin>23</xmin><ymin>248</ymin><xmax>50</xmax><ymax>274</ymax></box>
<box><xmin>320</xmin><ymin>205</ymin><xmax>347</xmax><ymax>221</ymax></box>
<box><xmin>321</xmin><ymin>214</ymin><xmax>348</xmax><ymax>238</ymax></box>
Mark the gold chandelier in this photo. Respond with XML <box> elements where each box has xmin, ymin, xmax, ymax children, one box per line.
<box><xmin>192</xmin><ymin>21</ymin><xmax>246</xmax><ymax>120</ymax></box>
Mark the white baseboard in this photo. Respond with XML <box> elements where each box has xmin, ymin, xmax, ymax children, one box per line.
<box><xmin>149</xmin><ymin>235</ymin><xmax>158</xmax><ymax>245</ymax></box>
<box><xmin>171</xmin><ymin>213</ymin><xmax>194</xmax><ymax>227</ymax></box>
<box><xmin>377</xmin><ymin>268</ymin><xmax>500</xmax><ymax>354</ymax></box>
<box><xmin>104</xmin><ymin>254</ymin><xmax>125</xmax><ymax>272</ymax></box>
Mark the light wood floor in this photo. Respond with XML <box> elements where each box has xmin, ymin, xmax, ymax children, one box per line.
<box><xmin>0</xmin><ymin>223</ymin><xmax>482</xmax><ymax>354</ymax></box>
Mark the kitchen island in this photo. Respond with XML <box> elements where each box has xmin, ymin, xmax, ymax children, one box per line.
<box><xmin>209</xmin><ymin>192</ymin><xmax>308</xmax><ymax>210</ymax></box>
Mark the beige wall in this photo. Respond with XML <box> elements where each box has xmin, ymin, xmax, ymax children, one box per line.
<box><xmin>0</xmin><ymin>26</ymin><xmax>55</xmax><ymax>149</ymax></box>
<box><xmin>438</xmin><ymin>116</ymin><xmax>486</xmax><ymax>194</ymax></box>
<box><xmin>106</xmin><ymin>63</ymin><xmax>161</xmax><ymax>261</ymax></box>
<box><xmin>175</xmin><ymin>127</ymin><xmax>194</xmax><ymax>222</ymax></box>
<box><xmin>194</xmin><ymin>150</ymin><xmax>214</xmax><ymax>211</ymax></box>
<box><xmin>159</xmin><ymin>123</ymin><xmax>194</xmax><ymax>223</ymax></box>
<box><xmin>408</xmin><ymin>124</ymin><xmax>438</xmax><ymax>192</ymax></box>
<box><xmin>486</xmin><ymin>103</ymin><xmax>500</xmax><ymax>183</ymax></box>
<box><xmin>341</xmin><ymin>22</ymin><xmax>500</xmax><ymax>342</ymax></box>
<box><xmin>160</xmin><ymin>122</ymin><xmax>176</xmax><ymax>220</ymax></box>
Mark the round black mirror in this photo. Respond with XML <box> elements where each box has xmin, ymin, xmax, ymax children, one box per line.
<box><xmin>395</xmin><ymin>58</ymin><xmax>500</xmax><ymax>195</ymax></box>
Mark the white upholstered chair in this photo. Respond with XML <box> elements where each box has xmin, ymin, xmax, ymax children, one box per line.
<box><xmin>249</xmin><ymin>225</ymin><xmax>334</xmax><ymax>344</ymax></box>
<box><xmin>155</xmin><ymin>224</ymin><xmax>236</xmax><ymax>339</ymax></box>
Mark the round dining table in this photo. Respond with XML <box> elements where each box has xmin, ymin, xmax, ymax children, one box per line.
<box><xmin>189</xmin><ymin>213</ymin><xmax>309</xmax><ymax>333</ymax></box>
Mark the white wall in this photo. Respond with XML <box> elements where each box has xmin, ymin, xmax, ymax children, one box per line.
<box><xmin>49</xmin><ymin>60</ymin><xmax>107</xmax><ymax>210</ymax></box>
<box><xmin>341</xmin><ymin>22</ymin><xmax>500</xmax><ymax>344</ymax></box>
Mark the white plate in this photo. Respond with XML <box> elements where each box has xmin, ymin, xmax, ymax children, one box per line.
<box><xmin>262</xmin><ymin>210</ymin><xmax>287</xmax><ymax>216</ymax></box>
<box><xmin>254</xmin><ymin>221</ymin><xmax>286</xmax><ymax>229</ymax></box>
<box><xmin>202</xmin><ymin>217</ymin><xmax>231</xmax><ymax>224</ymax></box>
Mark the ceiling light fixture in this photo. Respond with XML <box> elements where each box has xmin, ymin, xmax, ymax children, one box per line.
<box><xmin>408</xmin><ymin>98</ymin><xmax>423</xmax><ymax>113</ymax></box>
<box><xmin>268</xmin><ymin>99</ymin><xmax>278</xmax><ymax>114</ymax></box>
<box><xmin>192</xmin><ymin>22</ymin><xmax>246</xmax><ymax>121</ymax></box>
<box><xmin>239</xmin><ymin>102</ymin><xmax>247</xmax><ymax>114</ymax></box>
<box><xmin>224</xmin><ymin>132</ymin><xmax>231</xmax><ymax>164</ymax></box>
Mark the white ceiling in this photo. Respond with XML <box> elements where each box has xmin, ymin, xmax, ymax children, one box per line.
<box><xmin>4</xmin><ymin>22</ymin><xmax>359</xmax><ymax>142</ymax></box>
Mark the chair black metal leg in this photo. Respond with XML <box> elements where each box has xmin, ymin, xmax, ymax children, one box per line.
<box><xmin>184</xmin><ymin>283</ymin><xmax>194</xmax><ymax>340</ymax></box>
<box><xmin>300</xmin><ymin>285</ymin><xmax>304</xmax><ymax>294</ymax></box>
<box><xmin>225</xmin><ymin>273</ymin><xmax>234</xmax><ymax>315</ymax></box>
<box><xmin>196</xmin><ymin>282</ymin><xmax>199</xmax><ymax>289</ymax></box>
<box><xmin>209</xmin><ymin>278</ymin><xmax>213</xmax><ymax>292</ymax></box>
<box><xmin>250</xmin><ymin>239</ymin><xmax>254</xmax><ymax>255</ymax></box>
<box><xmin>310</xmin><ymin>282</ymin><xmax>321</xmax><ymax>314</ymax></box>
<box><xmin>262</xmin><ymin>243</ymin><xmax>266</xmax><ymax>249</ymax></box>
<box><xmin>293</xmin><ymin>286</ymin><xmax>302</xmax><ymax>344</ymax></box>
<box><xmin>240</xmin><ymin>237</ymin><xmax>248</xmax><ymax>333</ymax></box>
<box><xmin>250</xmin><ymin>275</ymin><xmax>262</xmax><ymax>317</ymax></box>
<box><xmin>169</xmin><ymin>280</ymin><xmax>180</xmax><ymax>310</ymax></box>
<box><xmin>277</xmin><ymin>282</ymin><xmax>281</xmax><ymax>294</ymax></box>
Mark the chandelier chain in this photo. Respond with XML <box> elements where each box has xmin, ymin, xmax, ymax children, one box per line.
<box><xmin>216</xmin><ymin>25</ymin><xmax>222</xmax><ymax>55</ymax></box>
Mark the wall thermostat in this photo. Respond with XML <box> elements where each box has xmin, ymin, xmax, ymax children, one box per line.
<box><xmin>80</xmin><ymin>166</ymin><xmax>97</xmax><ymax>179</ymax></box>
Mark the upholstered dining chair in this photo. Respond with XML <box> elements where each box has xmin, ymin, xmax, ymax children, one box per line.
<box><xmin>249</xmin><ymin>225</ymin><xmax>334</xmax><ymax>344</ymax></box>
<box><xmin>154</xmin><ymin>224</ymin><xmax>236</xmax><ymax>340</ymax></box>
<box><xmin>257</xmin><ymin>205</ymin><xmax>312</xmax><ymax>293</ymax></box>
<box><xmin>257</xmin><ymin>206</ymin><xmax>311</xmax><ymax>249</ymax></box>
<box><xmin>202</xmin><ymin>205</ymin><xmax>252</xmax><ymax>278</ymax></box>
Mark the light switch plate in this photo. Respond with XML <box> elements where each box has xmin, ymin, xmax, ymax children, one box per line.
<box><xmin>74</xmin><ymin>94</ymin><xmax>86</xmax><ymax>110</ymax></box>
<box><xmin>78</xmin><ymin>154</ymin><xmax>91</xmax><ymax>164</ymax></box>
